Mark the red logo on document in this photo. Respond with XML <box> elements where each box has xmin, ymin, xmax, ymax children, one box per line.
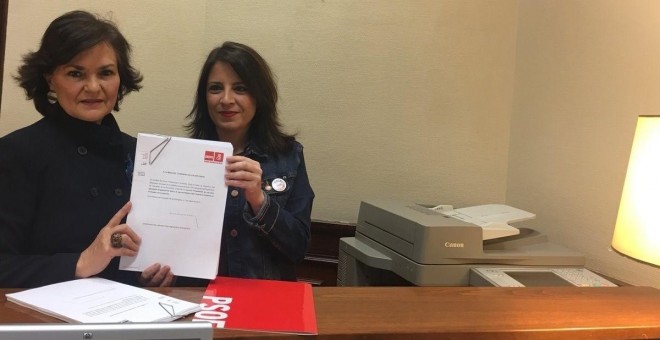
<box><xmin>204</xmin><ymin>151</ymin><xmax>224</xmax><ymax>164</ymax></box>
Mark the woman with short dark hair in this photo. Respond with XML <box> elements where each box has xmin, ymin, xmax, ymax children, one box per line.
<box><xmin>0</xmin><ymin>10</ymin><xmax>172</xmax><ymax>288</ymax></box>
<box><xmin>16</xmin><ymin>10</ymin><xmax>142</xmax><ymax>117</ymax></box>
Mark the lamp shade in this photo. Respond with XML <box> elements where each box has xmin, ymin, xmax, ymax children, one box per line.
<box><xmin>612</xmin><ymin>115</ymin><xmax>660</xmax><ymax>266</ymax></box>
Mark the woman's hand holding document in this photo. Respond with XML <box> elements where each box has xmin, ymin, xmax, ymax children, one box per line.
<box><xmin>119</xmin><ymin>133</ymin><xmax>233</xmax><ymax>279</ymax></box>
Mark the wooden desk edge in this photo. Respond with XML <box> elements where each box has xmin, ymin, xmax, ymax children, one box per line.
<box><xmin>1</xmin><ymin>286</ymin><xmax>659</xmax><ymax>339</ymax></box>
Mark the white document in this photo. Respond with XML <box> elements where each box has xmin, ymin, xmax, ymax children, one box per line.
<box><xmin>120</xmin><ymin>133</ymin><xmax>233</xmax><ymax>279</ymax></box>
<box><xmin>440</xmin><ymin>204</ymin><xmax>535</xmax><ymax>240</ymax></box>
<box><xmin>5</xmin><ymin>278</ymin><xmax>201</xmax><ymax>323</ymax></box>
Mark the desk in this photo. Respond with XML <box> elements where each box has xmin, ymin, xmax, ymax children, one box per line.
<box><xmin>2</xmin><ymin>286</ymin><xmax>660</xmax><ymax>339</ymax></box>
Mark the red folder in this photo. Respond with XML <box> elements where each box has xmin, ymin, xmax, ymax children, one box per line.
<box><xmin>192</xmin><ymin>276</ymin><xmax>318</xmax><ymax>335</ymax></box>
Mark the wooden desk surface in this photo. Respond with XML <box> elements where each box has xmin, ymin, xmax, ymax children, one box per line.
<box><xmin>2</xmin><ymin>286</ymin><xmax>660</xmax><ymax>339</ymax></box>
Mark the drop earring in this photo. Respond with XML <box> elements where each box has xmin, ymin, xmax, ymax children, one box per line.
<box><xmin>47</xmin><ymin>90</ymin><xmax>57</xmax><ymax>104</ymax></box>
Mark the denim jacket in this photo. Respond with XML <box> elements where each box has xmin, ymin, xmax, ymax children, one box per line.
<box><xmin>218</xmin><ymin>140</ymin><xmax>314</xmax><ymax>281</ymax></box>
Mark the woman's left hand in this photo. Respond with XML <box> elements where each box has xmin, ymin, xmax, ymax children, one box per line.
<box><xmin>225</xmin><ymin>155</ymin><xmax>264</xmax><ymax>214</ymax></box>
<box><xmin>139</xmin><ymin>263</ymin><xmax>175</xmax><ymax>287</ymax></box>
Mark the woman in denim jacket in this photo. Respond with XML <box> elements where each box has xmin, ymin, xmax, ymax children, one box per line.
<box><xmin>183</xmin><ymin>42</ymin><xmax>315</xmax><ymax>282</ymax></box>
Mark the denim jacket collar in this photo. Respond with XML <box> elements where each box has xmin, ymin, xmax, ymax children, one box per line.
<box><xmin>242</xmin><ymin>141</ymin><xmax>269</xmax><ymax>160</ymax></box>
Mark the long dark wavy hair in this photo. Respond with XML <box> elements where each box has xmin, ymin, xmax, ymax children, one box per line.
<box><xmin>14</xmin><ymin>10</ymin><xmax>142</xmax><ymax>117</ymax></box>
<box><xmin>185</xmin><ymin>41</ymin><xmax>294</xmax><ymax>155</ymax></box>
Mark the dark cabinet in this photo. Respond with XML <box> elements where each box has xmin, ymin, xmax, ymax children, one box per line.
<box><xmin>296</xmin><ymin>220</ymin><xmax>355</xmax><ymax>286</ymax></box>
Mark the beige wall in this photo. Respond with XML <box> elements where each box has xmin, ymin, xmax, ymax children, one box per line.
<box><xmin>1</xmin><ymin>1</ymin><xmax>658</xmax><ymax>287</ymax></box>
<box><xmin>508</xmin><ymin>0</ymin><xmax>660</xmax><ymax>286</ymax></box>
<box><xmin>1</xmin><ymin>0</ymin><xmax>516</xmax><ymax>222</ymax></box>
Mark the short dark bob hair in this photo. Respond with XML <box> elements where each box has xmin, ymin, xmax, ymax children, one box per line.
<box><xmin>185</xmin><ymin>41</ymin><xmax>294</xmax><ymax>155</ymax></box>
<box><xmin>14</xmin><ymin>10</ymin><xmax>142</xmax><ymax>116</ymax></box>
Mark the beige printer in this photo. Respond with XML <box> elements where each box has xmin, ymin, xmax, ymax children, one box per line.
<box><xmin>337</xmin><ymin>199</ymin><xmax>615</xmax><ymax>287</ymax></box>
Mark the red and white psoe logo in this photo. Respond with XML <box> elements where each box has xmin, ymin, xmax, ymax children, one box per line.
<box><xmin>193</xmin><ymin>295</ymin><xmax>233</xmax><ymax>328</ymax></box>
<box><xmin>204</xmin><ymin>151</ymin><xmax>224</xmax><ymax>164</ymax></box>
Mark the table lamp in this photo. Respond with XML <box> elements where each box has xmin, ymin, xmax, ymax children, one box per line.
<box><xmin>612</xmin><ymin>115</ymin><xmax>660</xmax><ymax>267</ymax></box>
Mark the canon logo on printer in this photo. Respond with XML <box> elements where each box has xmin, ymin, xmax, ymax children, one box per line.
<box><xmin>444</xmin><ymin>242</ymin><xmax>464</xmax><ymax>248</ymax></box>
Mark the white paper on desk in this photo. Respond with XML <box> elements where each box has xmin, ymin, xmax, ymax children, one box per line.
<box><xmin>5</xmin><ymin>278</ymin><xmax>201</xmax><ymax>323</ymax></box>
<box><xmin>120</xmin><ymin>133</ymin><xmax>233</xmax><ymax>279</ymax></box>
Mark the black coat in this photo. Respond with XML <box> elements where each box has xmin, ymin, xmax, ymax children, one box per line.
<box><xmin>0</xmin><ymin>109</ymin><xmax>138</xmax><ymax>288</ymax></box>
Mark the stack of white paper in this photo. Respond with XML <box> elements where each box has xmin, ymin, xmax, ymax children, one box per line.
<box><xmin>5</xmin><ymin>278</ymin><xmax>201</xmax><ymax>323</ymax></box>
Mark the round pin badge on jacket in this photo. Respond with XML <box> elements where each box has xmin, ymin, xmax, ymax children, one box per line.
<box><xmin>271</xmin><ymin>178</ymin><xmax>287</xmax><ymax>192</ymax></box>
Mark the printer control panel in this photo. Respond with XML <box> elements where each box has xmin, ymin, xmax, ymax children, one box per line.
<box><xmin>470</xmin><ymin>267</ymin><xmax>618</xmax><ymax>287</ymax></box>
